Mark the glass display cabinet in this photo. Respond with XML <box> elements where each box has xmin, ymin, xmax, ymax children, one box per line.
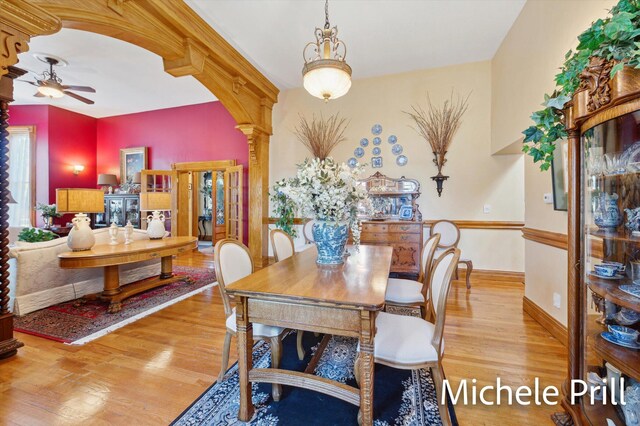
<box><xmin>94</xmin><ymin>194</ymin><xmax>141</xmax><ymax>229</ymax></box>
<box><xmin>357</xmin><ymin>171</ymin><xmax>422</xmax><ymax>220</ymax></box>
<box><xmin>558</xmin><ymin>61</ymin><xmax>640</xmax><ymax>426</ymax></box>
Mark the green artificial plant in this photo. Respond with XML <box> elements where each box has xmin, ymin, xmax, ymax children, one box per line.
<box><xmin>18</xmin><ymin>228</ymin><xmax>57</xmax><ymax>243</ymax></box>
<box><xmin>523</xmin><ymin>0</ymin><xmax>640</xmax><ymax>170</ymax></box>
<box><xmin>270</xmin><ymin>180</ymin><xmax>298</xmax><ymax>238</ymax></box>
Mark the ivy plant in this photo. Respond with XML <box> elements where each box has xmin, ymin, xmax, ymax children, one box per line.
<box><xmin>18</xmin><ymin>228</ymin><xmax>58</xmax><ymax>243</ymax></box>
<box><xmin>270</xmin><ymin>180</ymin><xmax>298</xmax><ymax>238</ymax></box>
<box><xmin>523</xmin><ymin>0</ymin><xmax>640</xmax><ymax>170</ymax></box>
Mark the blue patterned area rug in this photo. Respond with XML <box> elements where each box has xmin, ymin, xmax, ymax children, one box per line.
<box><xmin>172</xmin><ymin>332</ymin><xmax>457</xmax><ymax>425</ymax></box>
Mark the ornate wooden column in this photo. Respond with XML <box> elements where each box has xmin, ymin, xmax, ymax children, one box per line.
<box><xmin>0</xmin><ymin>0</ymin><xmax>60</xmax><ymax>359</ymax></box>
<box><xmin>237</xmin><ymin>124</ymin><xmax>270</xmax><ymax>266</ymax></box>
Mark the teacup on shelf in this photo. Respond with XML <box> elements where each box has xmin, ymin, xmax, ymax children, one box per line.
<box><xmin>602</xmin><ymin>261</ymin><xmax>626</xmax><ymax>274</ymax></box>
<box><xmin>594</xmin><ymin>264</ymin><xmax>618</xmax><ymax>277</ymax></box>
<box><xmin>608</xmin><ymin>325</ymin><xmax>640</xmax><ymax>343</ymax></box>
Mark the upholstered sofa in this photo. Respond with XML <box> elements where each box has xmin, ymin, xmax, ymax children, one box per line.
<box><xmin>8</xmin><ymin>228</ymin><xmax>160</xmax><ymax>316</ymax></box>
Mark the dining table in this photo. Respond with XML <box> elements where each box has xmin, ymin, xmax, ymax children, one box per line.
<box><xmin>225</xmin><ymin>244</ymin><xmax>393</xmax><ymax>425</ymax></box>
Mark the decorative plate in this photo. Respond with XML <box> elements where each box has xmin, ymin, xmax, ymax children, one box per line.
<box><xmin>396</xmin><ymin>155</ymin><xmax>408</xmax><ymax>166</ymax></box>
<box><xmin>372</xmin><ymin>157</ymin><xmax>383</xmax><ymax>168</ymax></box>
<box><xmin>354</xmin><ymin>147</ymin><xmax>365</xmax><ymax>158</ymax></box>
<box><xmin>392</xmin><ymin>144</ymin><xmax>403</xmax><ymax>155</ymax></box>
<box><xmin>360</xmin><ymin>138</ymin><xmax>369</xmax><ymax>147</ymax></box>
<box><xmin>347</xmin><ymin>157</ymin><xmax>357</xmax><ymax>168</ymax></box>
<box><xmin>622</xmin><ymin>141</ymin><xmax>640</xmax><ymax>165</ymax></box>
<box><xmin>620</xmin><ymin>284</ymin><xmax>640</xmax><ymax>298</ymax></box>
<box><xmin>371</xmin><ymin>124</ymin><xmax>382</xmax><ymax>135</ymax></box>
<box><xmin>601</xmin><ymin>332</ymin><xmax>640</xmax><ymax>349</ymax></box>
<box><xmin>589</xmin><ymin>272</ymin><xmax>624</xmax><ymax>280</ymax></box>
<box><xmin>388</xmin><ymin>135</ymin><xmax>397</xmax><ymax>144</ymax></box>
<box><xmin>372</xmin><ymin>137</ymin><xmax>382</xmax><ymax>145</ymax></box>
<box><xmin>372</xmin><ymin>147</ymin><xmax>381</xmax><ymax>155</ymax></box>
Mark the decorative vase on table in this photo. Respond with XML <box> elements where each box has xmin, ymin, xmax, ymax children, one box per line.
<box><xmin>42</xmin><ymin>216</ymin><xmax>53</xmax><ymax>229</ymax></box>
<box><xmin>312</xmin><ymin>221</ymin><xmax>349</xmax><ymax>266</ymax></box>
<box><xmin>67</xmin><ymin>213</ymin><xmax>95</xmax><ymax>251</ymax></box>
<box><xmin>146</xmin><ymin>211</ymin><xmax>166</xmax><ymax>239</ymax></box>
<box><xmin>594</xmin><ymin>192</ymin><xmax>622</xmax><ymax>232</ymax></box>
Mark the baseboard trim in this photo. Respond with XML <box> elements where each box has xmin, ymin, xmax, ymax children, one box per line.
<box><xmin>522</xmin><ymin>296</ymin><xmax>567</xmax><ymax>347</ymax></box>
<box><xmin>457</xmin><ymin>267</ymin><xmax>524</xmax><ymax>283</ymax></box>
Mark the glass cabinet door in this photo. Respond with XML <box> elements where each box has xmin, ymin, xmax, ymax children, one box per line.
<box><xmin>581</xmin><ymin>110</ymin><xmax>640</xmax><ymax>421</ymax></box>
<box><xmin>109</xmin><ymin>198</ymin><xmax>124</xmax><ymax>226</ymax></box>
<box><xmin>125</xmin><ymin>197</ymin><xmax>140</xmax><ymax>228</ymax></box>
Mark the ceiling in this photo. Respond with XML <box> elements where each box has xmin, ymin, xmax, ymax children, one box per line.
<box><xmin>186</xmin><ymin>0</ymin><xmax>527</xmax><ymax>89</ymax></box>
<box><xmin>13</xmin><ymin>28</ymin><xmax>215</xmax><ymax>118</ymax></box>
<box><xmin>12</xmin><ymin>1</ymin><xmax>526</xmax><ymax>117</ymax></box>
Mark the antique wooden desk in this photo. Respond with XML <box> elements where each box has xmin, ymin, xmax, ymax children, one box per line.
<box><xmin>226</xmin><ymin>245</ymin><xmax>393</xmax><ymax>426</ymax></box>
<box><xmin>58</xmin><ymin>236</ymin><xmax>197</xmax><ymax>313</ymax></box>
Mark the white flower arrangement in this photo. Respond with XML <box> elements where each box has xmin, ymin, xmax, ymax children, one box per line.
<box><xmin>276</xmin><ymin>157</ymin><xmax>371</xmax><ymax>248</ymax></box>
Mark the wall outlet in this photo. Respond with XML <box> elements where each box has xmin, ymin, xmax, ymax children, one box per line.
<box><xmin>553</xmin><ymin>292</ymin><xmax>561</xmax><ymax>309</ymax></box>
<box><xmin>483</xmin><ymin>204</ymin><xmax>491</xmax><ymax>214</ymax></box>
<box><xmin>543</xmin><ymin>193</ymin><xmax>553</xmax><ymax>204</ymax></box>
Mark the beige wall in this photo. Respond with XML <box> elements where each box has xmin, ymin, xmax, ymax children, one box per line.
<box><xmin>492</xmin><ymin>0</ymin><xmax>616</xmax><ymax>325</ymax></box>
<box><xmin>271</xmin><ymin>60</ymin><xmax>524</xmax><ymax>272</ymax></box>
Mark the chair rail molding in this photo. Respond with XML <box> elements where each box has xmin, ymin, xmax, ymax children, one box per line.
<box><xmin>4</xmin><ymin>0</ymin><xmax>281</xmax><ymax>266</ymax></box>
<box><xmin>521</xmin><ymin>227</ymin><xmax>568</xmax><ymax>250</ymax></box>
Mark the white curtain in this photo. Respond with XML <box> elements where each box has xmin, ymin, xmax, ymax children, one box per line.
<box><xmin>7</xmin><ymin>127</ymin><xmax>33</xmax><ymax>227</ymax></box>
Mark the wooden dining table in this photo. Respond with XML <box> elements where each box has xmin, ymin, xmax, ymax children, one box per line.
<box><xmin>225</xmin><ymin>244</ymin><xmax>393</xmax><ymax>425</ymax></box>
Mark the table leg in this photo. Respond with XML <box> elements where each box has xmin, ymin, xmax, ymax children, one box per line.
<box><xmin>237</xmin><ymin>296</ymin><xmax>254</xmax><ymax>421</ymax></box>
<box><xmin>102</xmin><ymin>265</ymin><xmax>121</xmax><ymax>296</ymax></box>
<box><xmin>358</xmin><ymin>310</ymin><xmax>375</xmax><ymax>426</ymax></box>
<box><xmin>160</xmin><ymin>255</ymin><xmax>173</xmax><ymax>279</ymax></box>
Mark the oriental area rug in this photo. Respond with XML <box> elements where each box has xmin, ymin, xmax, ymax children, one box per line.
<box><xmin>14</xmin><ymin>265</ymin><xmax>216</xmax><ymax>345</ymax></box>
<box><xmin>172</xmin><ymin>332</ymin><xmax>458</xmax><ymax>426</ymax></box>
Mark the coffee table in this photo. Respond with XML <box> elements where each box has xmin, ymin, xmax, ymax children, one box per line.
<box><xmin>58</xmin><ymin>236</ymin><xmax>197</xmax><ymax>313</ymax></box>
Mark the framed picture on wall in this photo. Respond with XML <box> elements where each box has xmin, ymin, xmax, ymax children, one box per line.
<box><xmin>551</xmin><ymin>139</ymin><xmax>568</xmax><ymax>211</ymax></box>
<box><xmin>120</xmin><ymin>147</ymin><xmax>148</xmax><ymax>184</ymax></box>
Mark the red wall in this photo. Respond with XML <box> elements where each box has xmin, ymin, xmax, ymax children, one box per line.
<box><xmin>96</xmin><ymin>102</ymin><xmax>249</xmax><ymax>241</ymax></box>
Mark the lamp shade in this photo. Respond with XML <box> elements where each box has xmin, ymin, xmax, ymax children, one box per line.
<box><xmin>97</xmin><ymin>174</ymin><xmax>118</xmax><ymax>186</ymax></box>
<box><xmin>302</xmin><ymin>61</ymin><xmax>352</xmax><ymax>101</ymax></box>
<box><xmin>56</xmin><ymin>188</ymin><xmax>105</xmax><ymax>213</ymax></box>
<box><xmin>132</xmin><ymin>172</ymin><xmax>141</xmax><ymax>184</ymax></box>
<box><xmin>139</xmin><ymin>192</ymin><xmax>171</xmax><ymax>211</ymax></box>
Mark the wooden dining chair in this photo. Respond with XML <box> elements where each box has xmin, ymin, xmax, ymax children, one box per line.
<box><xmin>384</xmin><ymin>233</ymin><xmax>440</xmax><ymax>319</ymax></box>
<box><xmin>269</xmin><ymin>229</ymin><xmax>307</xmax><ymax>360</ymax></box>
<box><xmin>355</xmin><ymin>248</ymin><xmax>460</xmax><ymax>426</ymax></box>
<box><xmin>432</xmin><ymin>219</ymin><xmax>473</xmax><ymax>289</ymax></box>
<box><xmin>215</xmin><ymin>238</ymin><xmax>299</xmax><ymax>401</ymax></box>
<box><xmin>302</xmin><ymin>219</ymin><xmax>316</xmax><ymax>244</ymax></box>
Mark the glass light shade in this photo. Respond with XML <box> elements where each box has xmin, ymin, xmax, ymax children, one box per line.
<box><xmin>37</xmin><ymin>85</ymin><xmax>64</xmax><ymax>98</ymax></box>
<box><xmin>303</xmin><ymin>61</ymin><xmax>352</xmax><ymax>101</ymax></box>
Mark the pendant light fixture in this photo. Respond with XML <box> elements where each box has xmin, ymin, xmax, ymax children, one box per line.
<box><xmin>302</xmin><ymin>0</ymin><xmax>352</xmax><ymax>102</ymax></box>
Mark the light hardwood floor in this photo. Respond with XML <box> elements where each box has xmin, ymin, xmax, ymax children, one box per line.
<box><xmin>0</xmin><ymin>250</ymin><xmax>566</xmax><ymax>425</ymax></box>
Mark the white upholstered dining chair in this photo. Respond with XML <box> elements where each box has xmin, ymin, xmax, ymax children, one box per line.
<box><xmin>384</xmin><ymin>233</ymin><xmax>440</xmax><ymax>319</ymax></box>
<box><xmin>355</xmin><ymin>248</ymin><xmax>460</xmax><ymax>426</ymax></box>
<box><xmin>432</xmin><ymin>220</ymin><xmax>473</xmax><ymax>289</ymax></box>
<box><xmin>302</xmin><ymin>219</ymin><xmax>316</xmax><ymax>244</ymax></box>
<box><xmin>214</xmin><ymin>238</ymin><xmax>302</xmax><ymax>401</ymax></box>
<box><xmin>269</xmin><ymin>229</ymin><xmax>307</xmax><ymax>360</ymax></box>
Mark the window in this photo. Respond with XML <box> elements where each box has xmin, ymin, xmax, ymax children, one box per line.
<box><xmin>7</xmin><ymin>126</ymin><xmax>35</xmax><ymax>227</ymax></box>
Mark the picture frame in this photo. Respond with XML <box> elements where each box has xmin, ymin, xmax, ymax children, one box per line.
<box><xmin>398</xmin><ymin>204</ymin><xmax>413</xmax><ymax>221</ymax></box>
<box><xmin>551</xmin><ymin>139</ymin><xmax>568</xmax><ymax>211</ymax></box>
<box><xmin>120</xmin><ymin>147</ymin><xmax>148</xmax><ymax>185</ymax></box>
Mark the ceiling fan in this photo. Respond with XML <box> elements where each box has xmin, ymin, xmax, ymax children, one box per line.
<box><xmin>19</xmin><ymin>56</ymin><xmax>96</xmax><ymax>105</ymax></box>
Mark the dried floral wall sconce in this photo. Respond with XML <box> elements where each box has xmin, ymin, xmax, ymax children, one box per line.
<box><xmin>405</xmin><ymin>91</ymin><xmax>470</xmax><ymax>196</ymax></box>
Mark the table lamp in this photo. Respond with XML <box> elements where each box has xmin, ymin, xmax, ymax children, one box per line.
<box><xmin>56</xmin><ymin>188</ymin><xmax>105</xmax><ymax>251</ymax></box>
<box><xmin>97</xmin><ymin>174</ymin><xmax>118</xmax><ymax>194</ymax></box>
<box><xmin>139</xmin><ymin>192</ymin><xmax>171</xmax><ymax>239</ymax></box>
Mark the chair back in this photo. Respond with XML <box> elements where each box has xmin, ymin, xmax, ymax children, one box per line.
<box><xmin>270</xmin><ymin>228</ymin><xmax>295</xmax><ymax>262</ymax></box>
<box><xmin>213</xmin><ymin>238</ymin><xmax>254</xmax><ymax>317</ymax></box>
<box><xmin>418</xmin><ymin>233</ymin><xmax>440</xmax><ymax>284</ymax></box>
<box><xmin>431</xmin><ymin>220</ymin><xmax>460</xmax><ymax>249</ymax></box>
<box><xmin>428</xmin><ymin>248</ymin><xmax>461</xmax><ymax>355</ymax></box>
<box><xmin>302</xmin><ymin>219</ymin><xmax>316</xmax><ymax>244</ymax></box>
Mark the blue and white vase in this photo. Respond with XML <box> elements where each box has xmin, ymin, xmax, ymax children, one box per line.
<box><xmin>594</xmin><ymin>193</ymin><xmax>622</xmax><ymax>231</ymax></box>
<box><xmin>312</xmin><ymin>220</ymin><xmax>349</xmax><ymax>266</ymax></box>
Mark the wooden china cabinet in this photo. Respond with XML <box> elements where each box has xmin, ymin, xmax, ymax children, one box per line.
<box><xmin>557</xmin><ymin>58</ymin><xmax>640</xmax><ymax>425</ymax></box>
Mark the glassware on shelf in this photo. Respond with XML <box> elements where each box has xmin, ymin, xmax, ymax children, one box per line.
<box><xmin>587</xmin><ymin>153</ymin><xmax>605</xmax><ymax>176</ymax></box>
<box><xmin>604</xmin><ymin>152</ymin><xmax>628</xmax><ymax>175</ymax></box>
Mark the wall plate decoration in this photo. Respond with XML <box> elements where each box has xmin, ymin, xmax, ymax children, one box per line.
<box><xmin>354</xmin><ymin>147</ymin><xmax>365</xmax><ymax>158</ymax></box>
<box><xmin>347</xmin><ymin>157</ymin><xmax>358</xmax><ymax>168</ymax></box>
<box><xmin>396</xmin><ymin>155</ymin><xmax>408</xmax><ymax>166</ymax></box>
<box><xmin>372</xmin><ymin>137</ymin><xmax>382</xmax><ymax>145</ymax></box>
<box><xmin>388</xmin><ymin>135</ymin><xmax>397</xmax><ymax>144</ymax></box>
<box><xmin>372</xmin><ymin>147</ymin><xmax>381</xmax><ymax>155</ymax></box>
<box><xmin>372</xmin><ymin>157</ymin><xmax>383</xmax><ymax>168</ymax></box>
<box><xmin>360</xmin><ymin>138</ymin><xmax>369</xmax><ymax>147</ymax></box>
<box><xmin>371</xmin><ymin>124</ymin><xmax>382</xmax><ymax>135</ymax></box>
<box><xmin>398</xmin><ymin>204</ymin><xmax>413</xmax><ymax>220</ymax></box>
<box><xmin>392</xmin><ymin>144</ymin><xmax>403</xmax><ymax>155</ymax></box>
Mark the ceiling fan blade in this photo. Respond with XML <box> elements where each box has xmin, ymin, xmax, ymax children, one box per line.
<box><xmin>33</xmin><ymin>92</ymin><xmax>45</xmax><ymax>98</ymax></box>
<box><xmin>63</xmin><ymin>91</ymin><xmax>94</xmax><ymax>105</ymax></box>
<box><xmin>61</xmin><ymin>85</ymin><xmax>96</xmax><ymax>93</ymax></box>
<box><xmin>18</xmin><ymin>80</ymin><xmax>39</xmax><ymax>86</ymax></box>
